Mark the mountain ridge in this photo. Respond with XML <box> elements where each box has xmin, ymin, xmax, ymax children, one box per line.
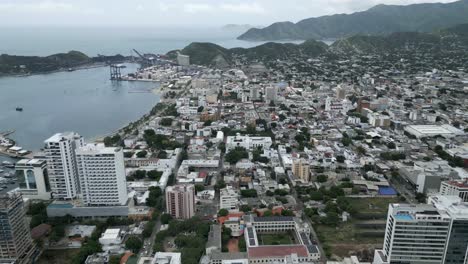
<box><xmin>238</xmin><ymin>0</ymin><xmax>468</xmax><ymax>41</ymax></box>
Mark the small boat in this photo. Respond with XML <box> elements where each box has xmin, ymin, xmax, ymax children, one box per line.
<box><xmin>16</xmin><ymin>107</ymin><xmax>23</xmax><ymax>112</ymax></box>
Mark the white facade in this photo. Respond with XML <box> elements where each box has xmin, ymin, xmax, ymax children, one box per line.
<box><xmin>177</xmin><ymin>53</ymin><xmax>190</xmax><ymax>66</ymax></box>
<box><xmin>404</xmin><ymin>125</ymin><xmax>464</xmax><ymax>139</ymax></box>
<box><xmin>76</xmin><ymin>144</ymin><xmax>127</xmax><ymax>206</ymax></box>
<box><xmin>44</xmin><ymin>132</ymin><xmax>84</xmax><ymax>200</ymax></box>
<box><xmin>440</xmin><ymin>180</ymin><xmax>468</xmax><ymax>202</ymax></box>
<box><xmin>226</xmin><ymin>135</ymin><xmax>272</xmax><ymax>152</ymax></box>
<box><xmin>220</xmin><ymin>186</ymin><xmax>239</xmax><ymax>210</ymax></box>
<box><xmin>166</xmin><ymin>184</ymin><xmax>195</xmax><ymax>219</ymax></box>
<box><xmin>15</xmin><ymin>159</ymin><xmax>51</xmax><ymax>200</ymax></box>
<box><xmin>374</xmin><ymin>196</ymin><xmax>468</xmax><ymax>264</ymax></box>
<box><xmin>152</xmin><ymin>252</ymin><xmax>181</xmax><ymax>264</ymax></box>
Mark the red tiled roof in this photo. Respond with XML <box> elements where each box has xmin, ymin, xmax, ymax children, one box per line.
<box><xmin>31</xmin><ymin>224</ymin><xmax>52</xmax><ymax>240</ymax></box>
<box><xmin>218</xmin><ymin>212</ymin><xmax>245</xmax><ymax>225</ymax></box>
<box><xmin>248</xmin><ymin>245</ymin><xmax>309</xmax><ymax>258</ymax></box>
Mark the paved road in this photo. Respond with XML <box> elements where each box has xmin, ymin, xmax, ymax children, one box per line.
<box><xmin>138</xmin><ymin>218</ymin><xmax>162</xmax><ymax>259</ymax></box>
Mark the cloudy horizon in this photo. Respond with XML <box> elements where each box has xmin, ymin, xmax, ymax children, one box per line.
<box><xmin>0</xmin><ymin>0</ymin><xmax>459</xmax><ymax>27</ymax></box>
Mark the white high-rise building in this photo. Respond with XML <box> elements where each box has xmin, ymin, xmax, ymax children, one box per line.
<box><xmin>44</xmin><ymin>132</ymin><xmax>84</xmax><ymax>200</ymax></box>
<box><xmin>76</xmin><ymin>144</ymin><xmax>127</xmax><ymax>206</ymax></box>
<box><xmin>373</xmin><ymin>195</ymin><xmax>468</xmax><ymax>264</ymax></box>
<box><xmin>166</xmin><ymin>184</ymin><xmax>195</xmax><ymax>219</ymax></box>
<box><xmin>440</xmin><ymin>180</ymin><xmax>468</xmax><ymax>202</ymax></box>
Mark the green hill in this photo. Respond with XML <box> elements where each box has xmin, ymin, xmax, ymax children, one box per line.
<box><xmin>0</xmin><ymin>51</ymin><xmax>91</xmax><ymax>74</ymax></box>
<box><xmin>238</xmin><ymin>0</ymin><xmax>468</xmax><ymax>41</ymax></box>
<box><xmin>175</xmin><ymin>40</ymin><xmax>328</xmax><ymax>66</ymax></box>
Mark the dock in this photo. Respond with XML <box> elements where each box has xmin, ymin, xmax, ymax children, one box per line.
<box><xmin>0</xmin><ymin>130</ymin><xmax>15</xmax><ymax>137</ymax></box>
<box><xmin>0</xmin><ymin>147</ymin><xmax>34</xmax><ymax>159</ymax></box>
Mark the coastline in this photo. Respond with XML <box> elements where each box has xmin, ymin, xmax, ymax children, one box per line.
<box><xmin>0</xmin><ymin>62</ymin><xmax>112</xmax><ymax>78</ymax></box>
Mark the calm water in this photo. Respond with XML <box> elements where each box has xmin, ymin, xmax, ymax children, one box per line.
<box><xmin>0</xmin><ymin>27</ymin><xmax>304</xmax><ymax>56</ymax></box>
<box><xmin>0</xmin><ymin>27</ymin><xmax>306</xmax><ymax>151</ymax></box>
<box><xmin>0</xmin><ymin>64</ymin><xmax>159</xmax><ymax>151</ymax></box>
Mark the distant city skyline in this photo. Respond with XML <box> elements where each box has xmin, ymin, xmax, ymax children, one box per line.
<box><xmin>0</xmin><ymin>0</ymin><xmax>459</xmax><ymax>27</ymax></box>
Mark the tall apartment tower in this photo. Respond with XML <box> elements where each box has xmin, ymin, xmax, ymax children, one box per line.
<box><xmin>76</xmin><ymin>144</ymin><xmax>127</xmax><ymax>206</ymax></box>
<box><xmin>373</xmin><ymin>195</ymin><xmax>468</xmax><ymax>264</ymax></box>
<box><xmin>166</xmin><ymin>184</ymin><xmax>195</xmax><ymax>219</ymax></box>
<box><xmin>265</xmin><ymin>86</ymin><xmax>277</xmax><ymax>103</ymax></box>
<box><xmin>44</xmin><ymin>132</ymin><xmax>84</xmax><ymax>200</ymax></box>
<box><xmin>292</xmin><ymin>159</ymin><xmax>310</xmax><ymax>183</ymax></box>
<box><xmin>0</xmin><ymin>193</ymin><xmax>34</xmax><ymax>263</ymax></box>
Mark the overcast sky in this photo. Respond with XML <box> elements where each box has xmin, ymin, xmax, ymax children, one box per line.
<box><xmin>0</xmin><ymin>0</ymin><xmax>459</xmax><ymax>27</ymax></box>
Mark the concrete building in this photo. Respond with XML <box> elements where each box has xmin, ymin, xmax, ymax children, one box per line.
<box><xmin>226</xmin><ymin>134</ymin><xmax>272</xmax><ymax>152</ymax></box>
<box><xmin>14</xmin><ymin>159</ymin><xmax>51</xmax><ymax>200</ymax></box>
<box><xmin>265</xmin><ymin>86</ymin><xmax>277</xmax><ymax>103</ymax></box>
<box><xmin>250</xmin><ymin>86</ymin><xmax>261</xmax><ymax>101</ymax></box>
<box><xmin>243</xmin><ymin>215</ymin><xmax>320</xmax><ymax>263</ymax></box>
<box><xmin>0</xmin><ymin>193</ymin><xmax>34</xmax><ymax>264</ymax></box>
<box><xmin>76</xmin><ymin>144</ymin><xmax>127</xmax><ymax>206</ymax></box>
<box><xmin>292</xmin><ymin>159</ymin><xmax>310</xmax><ymax>183</ymax></box>
<box><xmin>98</xmin><ymin>228</ymin><xmax>125</xmax><ymax>254</ymax></box>
<box><xmin>440</xmin><ymin>180</ymin><xmax>468</xmax><ymax>202</ymax></box>
<box><xmin>166</xmin><ymin>184</ymin><xmax>195</xmax><ymax>219</ymax></box>
<box><xmin>152</xmin><ymin>252</ymin><xmax>181</xmax><ymax>264</ymax></box>
<box><xmin>404</xmin><ymin>125</ymin><xmax>464</xmax><ymax>139</ymax></box>
<box><xmin>220</xmin><ymin>186</ymin><xmax>239</xmax><ymax>210</ymax></box>
<box><xmin>177</xmin><ymin>53</ymin><xmax>190</xmax><ymax>66</ymax></box>
<box><xmin>373</xmin><ymin>195</ymin><xmax>468</xmax><ymax>264</ymax></box>
<box><xmin>44</xmin><ymin>132</ymin><xmax>84</xmax><ymax>200</ymax></box>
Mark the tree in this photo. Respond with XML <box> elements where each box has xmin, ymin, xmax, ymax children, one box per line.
<box><xmin>142</xmin><ymin>221</ymin><xmax>155</xmax><ymax>238</ymax></box>
<box><xmin>241</xmin><ymin>189</ymin><xmax>258</xmax><ymax>198</ymax></box>
<box><xmin>387</xmin><ymin>142</ymin><xmax>396</xmax><ymax>149</ymax></box>
<box><xmin>124</xmin><ymin>151</ymin><xmax>134</xmax><ymax>158</ymax></box>
<box><xmin>240</xmin><ymin>205</ymin><xmax>251</xmax><ymax>213</ymax></box>
<box><xmin>125</xmin><ymin>236</ymin><xmax>143</xmax><ymax>253</ymax></box>
<box><xmin>195</xmin><ymin>184</ymin><xmax>205</xmax><ymax>193</ymax></box>
<box><xmin>218</xmin><ymin>142</ymin><xmax>226</xmax><ymax>153</ymax></box>
<box><xmin>160</xmin><ymin>118</ymin><xmax>173</xmax><ymax>126</ymax></box>
<box><xmin>341</xmin><ymin>137</ymin><xmax>352</xmax><ymax>146</ymax></box>
<box><xmin>218</xmin><ymin>209</ymin><xmax>229</xmax><ymax>217</ymax></box>
<box><xmin>147</xmin><ymin>170</ymin><xmax>163</xmax><ymax>180</ymax></box>
<box><xmin>356</xmin><ymin>146</ymin><xmax>366</xmax><ymax>155</ymax></box>
<box><xmin>214</xmin><ymin>180</ymin><xmax>226</xmax><ymax>191</ymax></box>
<box><xmin>281</xmin><ymin>209</ymin><xmax>295</xmax><ymax>216</ymax></box>
<box><xmin>310</xmin><ymin>191</ymin><xmax>324</xmax><ymax>201</ymax></box>
<box><xmin>161</xmin><ymin>213</ymin><xmax>173</xmax><ymax>225</ymax></box>
<box><xmin>336</xmin><ymin>155</ymin><xmax>345</xmax><ymax>163</ymax></box>
<box><xmin>317</xmin><ymin>175</ymin><xmax>328</xmax><ymax>183</ymax></box>
<box><xmin>109</xmin><ymin>255</ymin><xmax>122</xmax><ymax>264</ymax></box>
<box><xmin>263</xmin><ymin>210</ymin><xmax>273</xmax><ymax>217</ymax></box>
<box><xmin>197</xmin><ymin>106</ymin><xmax>204</xmax><ymax>112</ymax></box>
<box><xmin>225</xmin><ymin>147</ymin><xmax>249</xmax><ymax>164</ymax></box>
<box><xmin>136</xmin><ymin>150</ymin><xmax>148</xmax><ymax>158</ymax></box>
<box><xmin>323</xmin><ymin>211</ymin><xmax>340</xmax><ymax>227</ymax></box>
<box><xmin>146</xmin><ymin>187</ymin><xmax>163</xmax><ymax>208</ymax></box>
<box><xmin>157</xmin><ymin>151</ymin><xmax>167</xmax><ymax>159</ymax></box>
<box><xmin>133</xmin><ymin>170</ymin><xmax>146</xmax><ymax>179</ymax></box>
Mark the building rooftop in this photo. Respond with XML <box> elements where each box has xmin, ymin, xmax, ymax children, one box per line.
<box><xmin>253</xmin><ymin>216</ymin><xmax>294</xmax><ymax>222</ymax></box>
<box><xmin>76</xmin><ymin>143</ymin><xmax>121</xmax><ymax>155</ymax></box>
<box><xmin>44</xmin><ymin>131</ymin><xmax>81</xmax><ymax>143</ymax></box>
<box><xmin>248</xmin><ymin>245</ymin><xmax>309</xmax><ymax>258</ymax></box>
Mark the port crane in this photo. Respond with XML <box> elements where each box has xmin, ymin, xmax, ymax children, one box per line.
<box><xmin>132</xmin><ymin>49</ymin><xmax>154</xmax><ymax>67</ymax></box>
